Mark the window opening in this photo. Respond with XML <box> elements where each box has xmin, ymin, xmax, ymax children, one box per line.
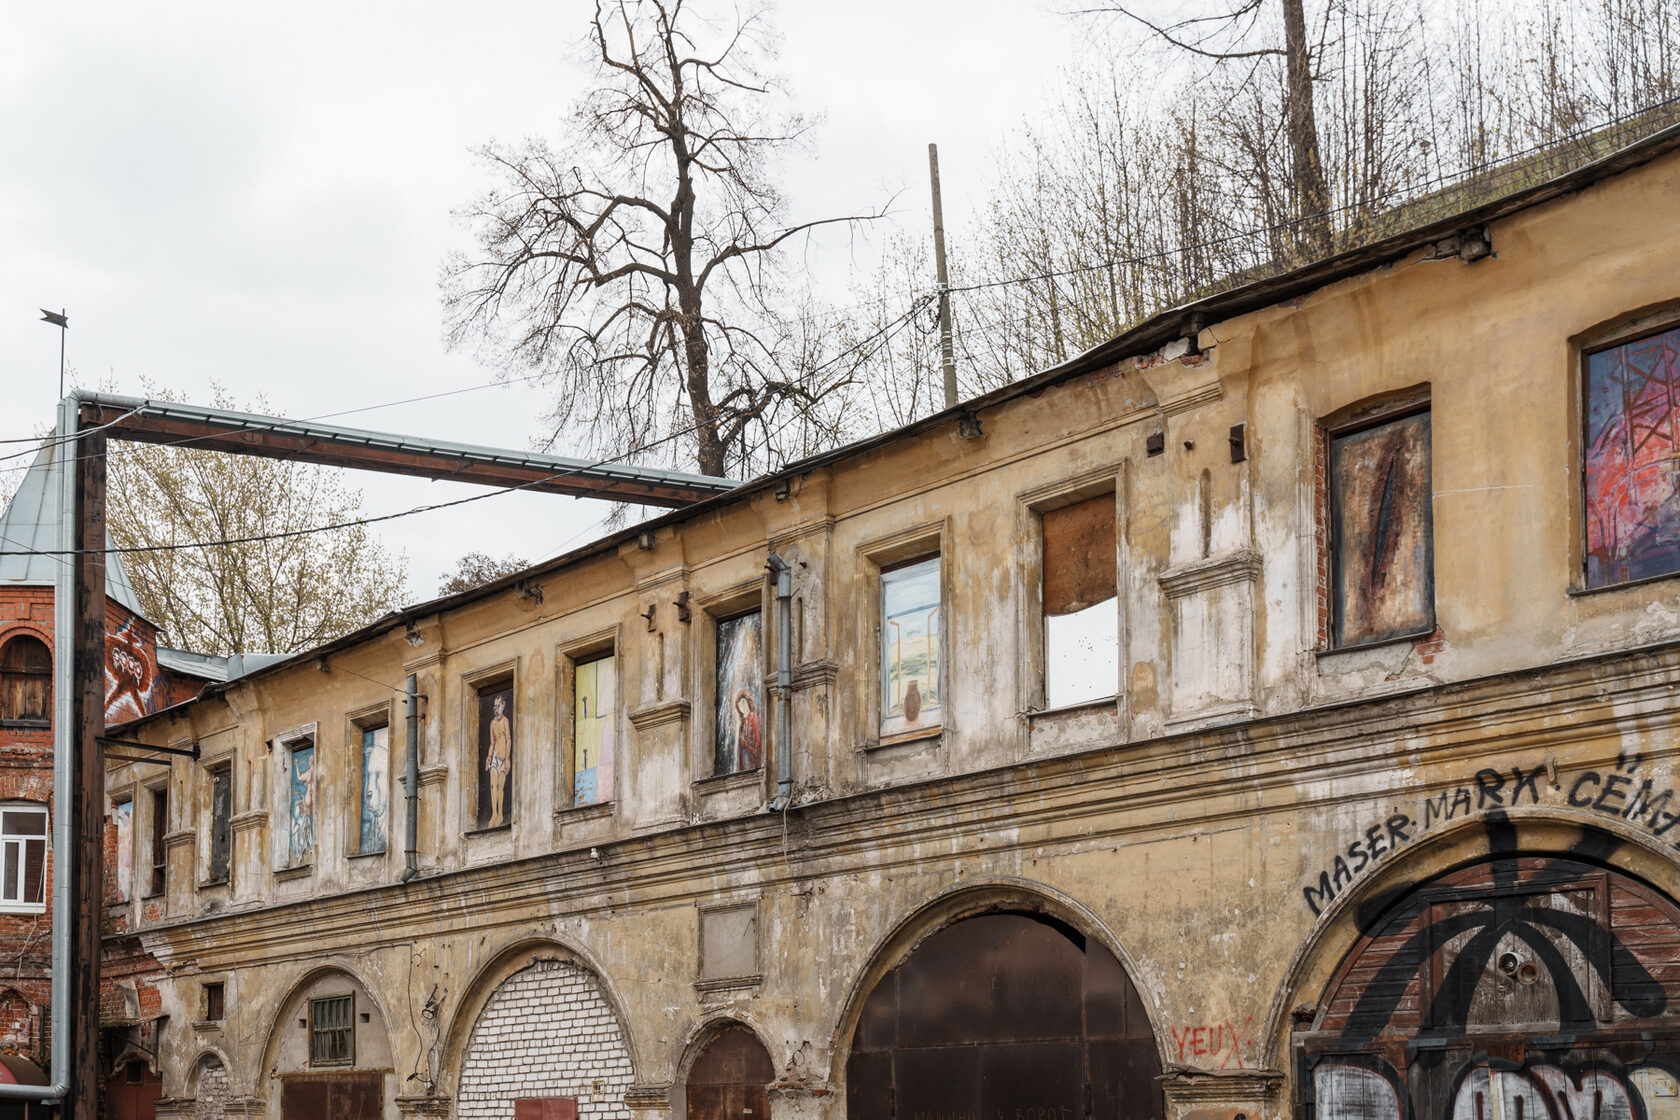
<box><xmin>203</xmin><ymin>982</ymin><xmax>224</xmax><ymax>1022</ymax></box>
<box><xmin>573</xmin><ymin>654</ymin><xmax>616</xmax><ymax>805</ymax></box>
<box><xmin>476</xmin><ymin>682</ymin><xmax>514</xmax><ymax>829</ymax></box>
<box><xmin>880</xmin><ymin>556</ymin><xmax>941</xmax><ymax>738</ymax></box>
<box><xmin>0</xmin><ymin>636</ymin><xmax>50</xmax><ymax>725</ymax></box>
<box><xmin>1042</xmin><ymin>495</ymin><xmax>1119</xmax><ymax>708</ymax></box>
<box><xmin>287</xmin><ymin>739</ymin><xmax>315</xmax><ymax>866</ymax></box>
<box><xmin>1584</xmin><ymin>324</ymin><xmax>1680</xmax><ymax>588</ymax></box>
<box><xmin>113</xmin><ymin>796</ymin><xmax>133</xmax><ymax>903</ymax></box>
<box><xmin>358</xmin><ymin>725</ymin><xmax>388</xmax><ymax>855</ymax></box>
<box><xmin>0</xmin><ymin>807</ymin><xmax>47</xmax><ymax>911</ymax></box>
<box><xmin>309</xmin><ymin>993</ymin><xmax>354</xmax><ymax>1066</ymax></box>
<box><xmin>1328</xmin><ymin>407</ymin><xmax>1434</xmax><ymax>647</ymax></box>
<box><xmin>148</xmin><ymin>787</ymin><xmax>167</xmax><ymax>896</ymax></box>
<box><xmin>714</xmin><ymin>612</ymin><xmax>763</xmax><ymax>776</ymax></box>
<box><xmin>207</xmin><ymin>767</ymin><xmax>231</xmax><ymax>884</ymax></box>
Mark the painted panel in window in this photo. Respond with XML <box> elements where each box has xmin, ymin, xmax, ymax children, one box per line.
<box><xmin>881</xmin><ymin>557</ymin><xmax>941</xmax><ymax>738</ymax></box>
<box><xmin>714</xmin><ymin>613</ymin><xmax>763</xmax><ymax>776</ymax></box>
<box><xmin>574</xmin><ymin>655</ymin><xmax>615</xmax><ymax>805</ymax></box>
<box><xmin>288</xmin><ymin>744</ymin><xmax>315</xmax><ymax>866</ymax></box>
<box><xmin>476</xmin><ymin>685</ymin><xmax>514</xmax><ymax>829</ymax></box>
<box><xmin>359</xmin><ymin>726</ymin><xmax>388</xmax><ymax>855</ymax></box>
<box><xmin>114</xmin><ymin>798</ymin><xmax>133</xmax><ymax>902</ymax></box>
<box><xmin>1585</xmin><ymin>326</ymin><xmax>1680</xmax><ymax>588</ymax></box>
<box><xmin>1330</xmin><ymin>411</ymin><xmax>1434</xmax><ymax>647</ymax></box>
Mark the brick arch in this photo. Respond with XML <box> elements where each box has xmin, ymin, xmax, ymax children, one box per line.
<box><xmin>0</xmin><ymin>987</ymin><xmax>31</xmax><ymax>1049</ymax></box>
<box><xmin>455</xmin><ymin>957</ymin><xmax>635</xmax><ymax>1120</ymax></box>
<box><xmin>185</xmin><ymin>1049</ymin><xmax>232</xmax><ymax>1120</ymax></box>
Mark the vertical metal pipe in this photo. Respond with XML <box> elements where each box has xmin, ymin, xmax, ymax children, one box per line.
<box><xmin>402</xmin><ymin>673</ymin><xmax>419</xmax><ymax>881</ymax></box>
<box><xmin>765</xmin><ymin>553</ymin><xmax>793</xmax><ymax>811</ymax></box>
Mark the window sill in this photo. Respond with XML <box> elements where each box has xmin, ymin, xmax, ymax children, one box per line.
<box><xmin>0</xmin><ymin>905</ymin><xmax>46</xmax><ymax>916</ymax></box>
<box><xmin>694</xmin><ymin>973</ymin><xmax>763</xmax><ymax>996</ymax></box>
<box><xmin>692</xmin><ymin>768</ymin><xmax>761</xmax><ymax>794</ymax></box>
<box><xmin>1316</xmin><ymin>629</ymin><xmax>1435</xmax><ymax>661</ymax></box>
<box><xmin>197</xmin><ymin>878</ymin><xmax>229</xmax><ymax>890</ymax></box>
<box><xmin>865</xmin><ymin>726</ymin><xmax>944</xmax><ymax>752</ymax></box>
<box><xmin>191</xmin><ymin>1020</ymin><xmax>224</xmax><ymax>1034</ymax></box>
<box><xmin>274</xmin><ymin>865</ymin><xmax>312</xmax><ymax>883</ymax></box>
<box><xmin>0</xmin><ymin>720</ymin><xmax>49</xmax><ymax>731</ymax></box>
<box><xmin>463</xmin><ymin>823</ymin><xmax>513</xmax><ymax>838</ymax></box>
<box><xmin>345</xmin><ymin>848</ymin><xmax>387</xmax><ymax>862</ymax></box>
<box><xmin>1568</xmin><ymin>570</ymin><xmax>1680</xmax><ymax>597</ymax></box>
<box><xmin>553</xmin><ymin>801</ymin><xmax>614</xmax><ymax>824</ymax></box>
<box><xmin>1029</xmin><ymin>695</ymin><xmax>1119</xmax><ymax>719</ymax></box>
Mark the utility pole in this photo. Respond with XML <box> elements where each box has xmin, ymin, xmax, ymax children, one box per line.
<box><xmin>928</xmin><ymin>144</ymin><xmax>958</xmax><ymax>410</ymax></box>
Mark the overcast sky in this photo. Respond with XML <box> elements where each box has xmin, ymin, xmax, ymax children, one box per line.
<box><xmin>0</xmin><ymin>1</ymin><xmax>1088</xmax><ymax>599</ymax></box>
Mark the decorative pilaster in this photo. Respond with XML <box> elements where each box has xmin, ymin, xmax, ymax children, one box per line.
<box><xmin>625</xmin><ymin>1084</ymin><xmax>671</xmax><ymax>1120</ymax></box>
<box><xmin>1162</xmin><ymin>1068</ymin><xmax>1285</xmax><ymax>1120</ymax></box>
<box><xmin>395</xmin><ymin>1094</ymin><xmax>452</xmax><ymax>1118</ymax></box>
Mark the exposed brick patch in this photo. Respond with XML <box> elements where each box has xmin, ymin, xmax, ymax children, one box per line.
<box><xmin>457</xmin><ymin>961</ymin><xmax>634</xmax><ymax>1120</ymax></box>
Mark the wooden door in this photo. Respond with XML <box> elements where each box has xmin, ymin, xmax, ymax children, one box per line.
<box><xmin>688</xmin><ymin>1025</ymin><xmax>774</xmax><ymax>1120</ymax></box>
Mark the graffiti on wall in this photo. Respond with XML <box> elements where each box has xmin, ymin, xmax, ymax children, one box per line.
<box><xmin>105</xmin><ymin>616</ymin><xmax>165</xmax><ymax>724</ymax></box>
<box><xmin>1171</xmin><ymin>1017</ymin><xmax>1252</xmax><ymax>1069</ymax></box>
<box><xmin>1303</xmin><ymin>758</ymin><xmax>1680</xmax><ymax>914</ymax></box>
<box><xmin>1585</xmin><ymin>325</ymin><xmax>1680</xmax><ymax>589</ymax></box>
<box><xmin>1315</xmin><ymin>1059</ymin><xmax>1680</xmax><ymax>1120</ymax></box>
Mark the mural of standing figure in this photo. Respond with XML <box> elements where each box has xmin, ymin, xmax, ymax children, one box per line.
<box><xmin>485</xmin><ymin>694</ymin><xmax>511</xmax><ymax>828</ymax></box>
<box><xmin>734</xmin><ymin>689</ymin><xmax>762</xmax><ymax>771</ymax></box>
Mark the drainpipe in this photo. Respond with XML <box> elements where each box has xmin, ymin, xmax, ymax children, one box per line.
<box><xmin>401</xmin><ymin>673</ymin><xmax>420</xmax><ymax>882</ymax></box>
<box><xmin>2</xmin><ymin>400</ymin><xmax>78</xmax><ymax>1104</ymax></box>
<box><xmin>765</xmin><ymin>553</ymin><xmax>794</xmax><ymax>812</ymax></box>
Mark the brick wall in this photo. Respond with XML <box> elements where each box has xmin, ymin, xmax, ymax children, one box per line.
<box><xmin>456</xmin><ymin>961</ymin><xmax>634</xmax><ymax>1120</ymax></box>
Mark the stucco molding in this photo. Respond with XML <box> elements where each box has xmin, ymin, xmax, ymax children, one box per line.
<box><xmin>767</xmin><ymin>515</ymin><xmax>836</xmax><ymax>553</ymax></box>
<box><xmin>623</xmin><ymin>1084</ymin><xmax>671</xmax><ymax>1111</ymax></box>
<box><xmin>229</xmin><ymin>810</ymin><xmax>267</xmax><ymax>835</ymax></box>
<box><xmin>790</xmin><ymin>659</ymin><xmax>838</xmax><ymax>690</ymax></box>
<box><xmin>1162</xmin><ymin>1067</ymin><xmax>1285</xmax><ymax>1103</ymax></box>
<box><xmin>628</xmin><ymin>698</ymin><xmax>691</xmax><ymax>731</ymax></box>
<box><xmin>1159</xmin><ymin>380</ymin><xmax>1224</xmax><ymax>418</ymax></box>
<box><xmin>162</xmin><ymin>828</ymin><xmax>196</xmax><ymax>851</ymax></box>
<box><xmin>1157</xmin><ymin>550</ymin><xmax>1262</xmax><ymax>599</ymax></box>
<box><xmin>394</xmin><ymin>1096</ymin><xmax>452</xmax><ymax>1118</ymax></box>
<box><xmin>417</xmin><ymin>764</ymin><xmax>448</xmax><ymax>788</ymax></box>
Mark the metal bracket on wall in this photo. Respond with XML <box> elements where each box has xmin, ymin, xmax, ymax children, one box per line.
<box><xmin>97</xmin><ymin>738</ymin><xmax>201</xmax><ymax>760</ymax></box>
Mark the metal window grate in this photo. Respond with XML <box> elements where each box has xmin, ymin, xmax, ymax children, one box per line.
<box><xmin>310</xmin><ymin>994</ymin><xmax>355</xmax><ymax>1066</ymax></box>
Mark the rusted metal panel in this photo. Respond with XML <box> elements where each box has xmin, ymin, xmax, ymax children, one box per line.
<box><xmin>1042</xmin><ymin>495</ymin><xmax>1117</xmax><ymax>617</ymax></box>
<box><xmin>1295</xmin><ymin>857</ymin><xmax>1680</xmax><ymax>1120</ymax></box>
<box><xmin>688</xmin><ymin>1026</ymin><xmax>773</xmax><ymax>1120</ymax></box>
<box><xmin>514</xmin><ymin>1098</ymin><xmax>578</xmax><ymax>1120</ymax></box>
<box><xmin>846</xmin><ymin>912</ymin><xmax>1161</xmax><ymax>1120</ymax></box>
<box><xmin>279</xmin><ymin>1070</ymin><xmax>383</xmax><ymax>1119</ymax></box>
<box><xmin>1584</xmin><ymin>324</ymin><xmax>1680</xmax><ymax>587</ymax></box>
<box><xmin>1329</xmin><ymin>409</ymin><xmax>1434</xmax><ymax>647</ymax></box>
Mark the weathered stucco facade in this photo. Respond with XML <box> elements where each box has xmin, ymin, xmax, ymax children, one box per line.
<box><xmin>106</xmin><ymin>128</ymin><xmax>1680</xmax><ymax>1120</ymax></box>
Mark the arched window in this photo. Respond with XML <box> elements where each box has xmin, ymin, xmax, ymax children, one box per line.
<box><xmin>0</xmin><ymin>636</ymin><xmax>50</xmax><ymax>725</ymax></box>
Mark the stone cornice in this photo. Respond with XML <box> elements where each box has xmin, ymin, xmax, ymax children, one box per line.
<box><xmin>162</xmin><ymin>828</ymin><xmax>195</xmax><ymax>850</ymax></box>
<box><xmin>229</xmin><ymin>810</ymin><xmax>267</xmax><ymax>834</ymax></box>
<box><xmin>628</xmin><ymin>698</ymin><xmax>691</xmax><ymax>731</ymax></box>
<box><xmin>1158</xmin><ymin>550</ymin><xmax>1261</xmax><ymax>599</ymax></box>
<box><xmin>790</xmin><ymin>659</ymin><xmax>839</xmax><ymax>690</ymax></box>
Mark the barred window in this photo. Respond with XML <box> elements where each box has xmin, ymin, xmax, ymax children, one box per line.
<box><xmin>309</xmin><ymin>994</ymin><xmax>354</xmax><ymax>1066</ymax></box>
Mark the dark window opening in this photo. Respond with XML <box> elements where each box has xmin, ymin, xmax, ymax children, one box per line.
<box><xmin>148</xmin><ymin>787</ymin><xmax>167</xmax><ymax>897</ymax></box>
<box><xmin>207</xmin><ymin>768</ymin><xmax>231</xmax><ymax>885</ymax></box>
<box><xmin>203</xmin><ymin>982</ymin><xmax>224</xmax><ymax>1022</ymax></box>
<box><xmin>309</xmin><ymin>994</ymin><xmax>355</xmax><ymax>1066</ymax></box>
<box><xmin>0</xmin><ymin>636</ymin><xmax>50</xmax><ymax>725</ymax></box>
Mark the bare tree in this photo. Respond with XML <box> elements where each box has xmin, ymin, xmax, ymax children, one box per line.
<box><xmin>438</xmin><ymin>552</ymin><xmax>532</xmax><ymax>596</ymax></box>
<box><xmin>446</xmin><ymin>0</ymin><xmax>878</xmax><ymax>478</ymax></box>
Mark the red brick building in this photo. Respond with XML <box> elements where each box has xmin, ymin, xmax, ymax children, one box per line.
<box><xmin>0</xmin><ymin>443</ymin><xmax>221</xmax><ymax>1117</ymax></box>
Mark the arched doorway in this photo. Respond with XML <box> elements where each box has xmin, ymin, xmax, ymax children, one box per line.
<box><xmin>686</xmin><ymin>1025</ymin><xmax>774</xmax><ymax>1120</ymax></box>
<box><xmin>1296</xmin><ymin>853</ymin><xmax>1680</xmax><ymax>1120</ymax></box>
<box><xmin>264</xmin><ymin>970</ymin><xmax>393</xmax><ymax>1119</ymax></box>
<box><xmin>846</xmin><ymin>910</ymin><xmax>1162</xmax><ymax>1120</ymax></box>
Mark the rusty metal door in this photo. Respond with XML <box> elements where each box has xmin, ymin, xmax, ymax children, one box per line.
<box><xmin>846</xmin><ymin>911</ymin><xmax>1163</xmax><ymax>1120</ymax></box>
<box><xmin>279</xmin><ymin>1070</ymin><xmax>383</xmax><ymax>1119</ymax></box>
<box><xmin>104</xmin><ymin>1062</ymin><xmax>163</xmax><ymax>1120</ymax></box>
<box><xmin>515</xmin><ymin>1099</ymin><xmax>579</xmax><ymax>1120</ymax></box>
<box><xmin>689</xmin><ymin>1025</ymin><xmax>774</xmax><ymax>1120</ymax></box>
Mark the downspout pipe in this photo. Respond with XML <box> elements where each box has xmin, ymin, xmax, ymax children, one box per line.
<box><xmin>401</xmin><ymin>673</ymin><xmax>420</xmax><ymax>882</ymax></box>
<box><xmin>1</xmin><ymin>400</ymin><xmax>79</xmax><ymax>1103</ymax></box>
<box><xmin>765</xmin><ymin>553</ymin><xmax>794</xmax><ymax>812</ymax></box>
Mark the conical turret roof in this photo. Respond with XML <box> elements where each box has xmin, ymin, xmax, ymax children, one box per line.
<box><xmin>0</xmin><ymin>440</ymin><xmax>144</xmax><ymax>615</ymax></box>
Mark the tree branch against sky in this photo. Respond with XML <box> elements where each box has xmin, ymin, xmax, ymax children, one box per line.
<box><xmin>444</xmin><ymin>0</ymin><xmax>882</xmax><ymax>479</ymax></box>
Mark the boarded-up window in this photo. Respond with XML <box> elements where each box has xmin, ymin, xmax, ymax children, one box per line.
<box><xmin>148</xmin><ymin>787</ymin><xmax>167</xmax><ymax>897</ymax></box>
<box><xmin>280</xmin><ymin>1070</ymin><xmax>382</xmax><ymax>1118</ymax></box>
<box><xmin>515</xmin><ymin>1099</ymin><xmax>578</xmax><ymax>1120</ymax></box>
<box><xmin>573</xmin><ymin>655</ymin><xmax>615</xmax><ymax>806</ymax></box>
<box><xmin>1043</xmin><ymin>494</ymin><xmax>1118</xmax><ymax>707</ymax></box>
<box><xmin>476</xmin><ymin>683</ymin><xmax>514</xmax><ymax>830</ymax></box>
<box><xmin>714</xmin><ymin>613</ymin><xmax>763</xmax><ymax>776</ymax></box>
<box><xmin>207</xmin><ymin>767</ymin><xmax>231</xmax><ymax>884</ymax></box>
<box><xmin>1329</xmin><ymin>409</ymin><xmax>1434</xmax><ymax>647</ymax></box>
<box><xmin>880</xmin><ymin>556</ymin><xmax>941</xmax><ymax>739</ymax></box>
<box><xmin>0</xmin><ymin>636</ymin><xmax>50</xmax><ymax>725</ymax></box>
<box><xmin>309</xmin><ymin>994</ymin><xmax>355</xmax><ymax>1066</ymax></box>
<box><xmin>1584</xmin><ymin>325</ymin><xmax>1680</xmax><ymax>588</ymax></box>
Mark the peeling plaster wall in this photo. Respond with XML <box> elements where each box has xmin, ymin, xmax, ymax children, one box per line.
<box><xmin>107</xmin><ymin>145</ymin><xmax>1680</xmax><ymax>1120</ymax></box>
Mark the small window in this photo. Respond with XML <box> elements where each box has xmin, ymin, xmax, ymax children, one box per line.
<box><xmin>880</xmin><ymin>556</ymin><xmax>942</xmax><ymax>739</ymax></box>
<box><xmin>0</xmin><ymin>636</ymin><xmax>50</xmax><ymax>725</ymax></box>
<box><xmin>357</xmin><ymin>725</ymin><xmax>388</xmax><ymax>856</ymax></box>
<box><xmin>310</xmin><ymin>994</ymin><xmax>355</xmax><ymax>1066</ymax></box>
<box><xmin>125</xmin><ymin>1061</ymin><xmax>146</xmax><ymax>1085</ymax></box>
<box><xmin>1584</xmin><ymin>324</ymin><xmax>1680</xmax><ymax>588</ymax></box>
<box><xmin>1042</xmin><ymin>495</ymin><xmax>1118</xmax><ymax>708</ymax></box>
<box><xmin>113</xmin><ymin>796</ymin><xmax>133</xmax><ymax>903</ymax></box>
<box><xmin>1327</xmin><ymin>407</ymin><xmax>1434</xmax><ymax>647</ymax></box>
<box><xmin>573</xmin><ymin>655</ymin><xmax>616</xmax><ymax>806</ymax></box>
<box><xmin>476</xmin><ymin>683</ymin><xmax>514</xmax><ymax>830</ymax></box>
<box><xmin>203</xmin><ymin>982</ymin><xmax>224</xmax><ymax>1022</ymax></box>
<box><xmin>0</xmin><ymin>806</ymin><xmax>47</xmax><ymax>913</ymax></box>
<box><xmin>207</xmin><ymin>767</ymin><xmax>232</xmax><ymax>885</ymax></box>
<box><xmin>148</xmin><ymin>787</ymin><xmax>168</xmax><ymax>897</ymax></box>
<box><xmin>714</xmin><ymin>612</ymin><xmax>764</xmax><ymax>776</ymax></box>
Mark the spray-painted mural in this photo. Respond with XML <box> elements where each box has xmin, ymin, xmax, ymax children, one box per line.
<box><xmin>105</xmin><ymin>616</ymin><xmax>166</xmax><ymax>724</ymax></box>
<box><xmin>1296</xmin><ymin>826</ymin><xmax>1680</xmax><ymax>1120</ymax></box>
<box><xmin>1585</xmin><ymin>325</ymin><xmax>1680</xmax><ymax>589</ymax></box>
